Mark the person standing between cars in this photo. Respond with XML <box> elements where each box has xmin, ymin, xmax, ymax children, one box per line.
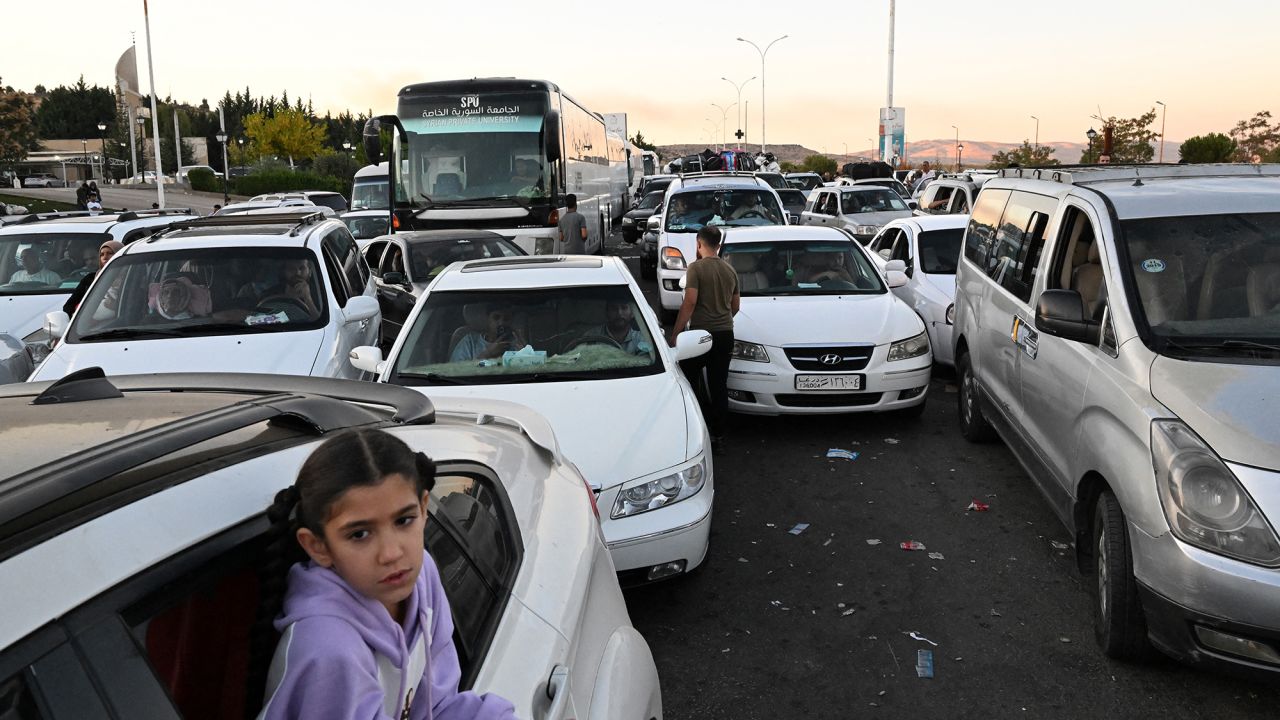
<box><xmin>75</xmin><ymin>182</ymin><xmax>90</xmax><ymax>210</ymax></box>
<box><xmin>253</xmin><ymin>429</ymin><xmax>517</xmax><ymax>720</ymax></box>
<box><xmin>63</xmin><ymin>240</ymin><xmax>123</xmax><ymax>316</ymax></box>
<box><xmin>556</xmin><ymin>193</ymin><xmax>588</xmax><ymax>255</ymax></box>
<box><xmin>912</xmin><ymin>161</ymin><xmax>936</xmax><ymax>196</ymax></box>
<box><xmin>668</xmin><ymin>225</ymin><xmax>739</xmax><ymax>450</ymax></box>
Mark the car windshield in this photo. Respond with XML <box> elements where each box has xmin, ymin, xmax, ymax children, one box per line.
<box><xmin>0</xmin><ymin>232</ymin><xmax>109</xmax><ymax>296</ymax></box>
<box><xmin>1120</xmin><ymin>212</ymin><xmax>1280</xmax><ymax>355</ymax></box>
<box><xmin>776</xmin><ymin>189</ymin><xmax>807</xmax><ymax>208</ymax></box>
<box><xmin>859</xmin><ymin>179</ymin><xmax>911</xmax><ymax>198</ymax></box>
<box><xmin>406</xmin><ymin>237</ymin><xmax>524</xmax><ymax>280</ymax></box>
<box><xmin>756</xmin><ymin>173</ymin><xmax>788</xmax><ymax>190</ymax></box>
<box><xmin>351</xmin><ymin>178</ymin><xmax>390</xmax><ymax>210</ymax></box>
<box><xmin>787</xmin><ymin>175</ymin><xmax>824</xmax><ymax>191</ymax></box>
<box><xmin>841</xmin><ymin>188</ymin><xmax>908</xmax><ymax>214</ymax></box>
<box><xmin>664</xmin><ymin>189</ymin><xmax>784</xmax><ymax>232</ymax></box>
<box><xmin>637</xmin><ymin>191</ymin><xmax>664</xmax><ymax>210</ymax></box>
<box><xmin>918</xmin><ymin>228</ymin><xmax>964</xmax><ymax>274</ymax></box>
<box><xmin>721</xmin><ymin>240</ymin><xmax>885</xmax><ymax>296</ymax></box>
<box><xmin>66</xmin><ymin>247</ymin><xmax>328</xmax><ymax>342</ymax></box>
<box><xmin>390</xmin><ymin>285</ymin><xmax>661</xmax><ymax>384</ymax></box>
<box><xmin>343</xmin><ymin>215</ymin><xmax>390</xmax><ymax>240</ymax></box>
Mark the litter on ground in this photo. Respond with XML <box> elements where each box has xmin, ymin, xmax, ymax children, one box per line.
<box><xmin>916</xmin><ymin>649</ymin><xmax>935</xmax><ymax>678</ymax></box>
<box><xmin>789</xmin><ymin>523</ymin><xmax>810</xmax><ymax>535</ymax></box>
<box><xmin>906</xmin><ymin>631</ymin><xmax>939</xmax><ymax>646</ymax></box>
<box><xmin>826</xmin><ymin>448</ymin><xmax>859</xmax><ymax>460</ymax></box>
<box><xmin>866</xmin><ymin>539</ymin><xmax>882</xmax><ymax>546</ymax></box>
<box><xmin>900</xmin><ymin>540</ymin><xmax>927</xmax><ymax>551</ymax></box>
<box><xmin>928</xmin><ymin>552</ymin><xmax>945</xmax><ymax>560</ymax></box>
<box><xmin>967</xmin><ymin>500</ymin><xmax>990</xmax><ymax>512</ymax></box>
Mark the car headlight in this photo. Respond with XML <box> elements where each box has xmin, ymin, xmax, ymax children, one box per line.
<box><xmin>22</xmin><ymin>327</ymin><xmax>52</xmax><ymax>365</ymax></box>
<box><xmin>731</xmin><ymin>340</ymin><xmax>769</xmax><ymax>362</ymax></box>
<box><xmin>662</xmin><ymin>247</ymin><xmax>686</xmax><ymax>270</ymax></box>
<box><xmin>622</xmin><ymin>217</ymin><xmax>634</xmax><ymax>225</ymax></box>
<box><xmin>886</xmin><ymin>331</ymin><xmax>930</xmax><ymax>361</ymax></box>
<box><xmin>945</xmin><ymin>303</ymin><xmax>955</xmax><ymax>325</ymax></box>
<box><xmin>611</xmin><ymin>455</ymin><xmax>708</xmax><ymax>519</ymax></box>
<box><xmin>854</xmin><ymin>224</ymin><xmax>881</xmax><ymax>236</ymax></box>
<box><xmin>1151</xmin><ymin>420</ymin><xmax>1280</xmax><ymax>566</ymax></box>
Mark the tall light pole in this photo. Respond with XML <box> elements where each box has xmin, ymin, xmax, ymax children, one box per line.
<box><xmin>97</xmin><ymin>122</ymin><xmax>108</xmax><ymax>182</ymax></box>
<box><xmin>1086</xmin><ymin>127</ymin><xmax>1098</xmax><ymax>163</ymax></box>
<box><xmin>711</xmin><ymin>102</ymin><xmax>736</xmax><ymax>152</ymax></box>
<box><xmin>1030</xmin><ymin>115</ymin><xmax>1039</xmax><ymax>150</ymax></box>
<box><xmin>1156</xmin><ymin>100</ymin><xmax>1167</xmax><ymax>163</ymax></box>
<box><xmin>143</xmin><ymin>0</ymin><xmax>166</xmax><ymax>207</ymax></box>
<box><xmin>137</xmin><ymin>115</ymin><xmax>148</xmax><ymax>183</ymax></box>
<box><xmin>721</xmin><ymin>76</ymin><xmax>756</xmax><ymax>150</ymax></box>
<box><xmin>957</xmin><ymin>144</ymin><xmax>964</xmax><ymax>171</ymax></box>
<box><xmin>738</xmin><ymin>35</ymin><xmax>787</xmax><ymax>154</ymax></box>
<box><xmin>215</xmin><ymin>132</ymin><xmax>230</xmax><ymax>204</ymax></box>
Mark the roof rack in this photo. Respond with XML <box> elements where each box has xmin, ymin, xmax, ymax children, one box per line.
<box><xmin>148</xmin><ymin>211</ymin><xmax>329</xmax><ymax>241</ymax></box>
<box><xmin>3</xmin><ymin>210</ymin><xmax>98</xmax><ymax>226</ymax></box>
<box><xmin>115</xmin><ymin>207</ymin><xmax>194</xmax><ymax>223</ymax></box>
<box><xmin>998</xmin><ymin>162</ymin><xmax>1280</xmax><ymax>185</ymax></box>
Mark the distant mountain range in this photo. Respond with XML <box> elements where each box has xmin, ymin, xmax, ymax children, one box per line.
<box><xmin>656</xmin><ymin>140</ymin><xmax>1098</xmax><ymax>167</ymax></box>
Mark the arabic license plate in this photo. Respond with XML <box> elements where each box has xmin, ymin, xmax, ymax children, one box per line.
<box><xmin>794</xmin><ymin>374</ymin><xmax>863</xmax><ymax>391</ymax></box>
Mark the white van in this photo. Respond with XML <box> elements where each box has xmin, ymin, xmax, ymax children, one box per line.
<box><xmin>351</xmin><ymin>162</ymin><xmax>389</xmax><ymax>210</ymax></box>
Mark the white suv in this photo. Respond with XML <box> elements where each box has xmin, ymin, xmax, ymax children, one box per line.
<box><xmin>656</xmin><ymin>172</ymin><xmax>787</xmax><ymax>316</ymax></box>
<box><xmin>31</xmin><ymin>211</ymin><xmax>380</xmax><ymax>381</ymax></box>
<box><xmin>0</xmin><ymin>371</ymin><xmax>661</xmax><ymax>719</ymax></box>
<box><xmin>0</xmin><ymin>209</ymin><xmax>195</xmax><ymax>369</ymax></box>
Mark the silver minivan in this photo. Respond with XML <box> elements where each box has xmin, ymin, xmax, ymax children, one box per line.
<box><xmin>800</xmin><ymin>186</ymin><xmax>913</xmax><ymax>244</ymax></box>
<box><xmin>953</xmin><ymin>163</ymin><xmax>1280</xmax><ymax>677</ymax></box>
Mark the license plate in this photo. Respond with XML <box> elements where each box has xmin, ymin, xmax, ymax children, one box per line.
<box><xmin>794</xmin><ymin>374</ymin><xmax>863</xmax><ymax>391</ymax></box>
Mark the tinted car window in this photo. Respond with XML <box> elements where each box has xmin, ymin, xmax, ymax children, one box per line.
<box><xmin>917</xmin><ymin>228</ymin><xmax>964</xmax><ymax>274</ymax></box>
<box><xmin>964</xmin><ymin>188</ymin><xmax>1011</xmax><ymax>270</ymax></box>
<box><xmin>308</xmin><ymin>194</ymin><xmax>348</xmax><ymax>212</ymax></box>
<box><xmin>840</xmin><ymin>188</ymin><xmax>907</xmax><ymax>214</ymax></box>
<box><xmin>0</xmin><ymin>232</ymin><xmax>110</xmax><ymax>296</ymax></box>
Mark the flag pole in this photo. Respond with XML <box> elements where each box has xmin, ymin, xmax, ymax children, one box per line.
<box><xmin>143</xmin><ymin>0</ymin><xmax>165</xmax><ymax>207</ymax></box>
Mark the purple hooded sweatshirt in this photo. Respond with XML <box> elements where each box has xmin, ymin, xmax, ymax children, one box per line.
<box><xmin>259</xmin><ymin>550</ymin><xmax>516</xmax><ymax>720</ymax></box>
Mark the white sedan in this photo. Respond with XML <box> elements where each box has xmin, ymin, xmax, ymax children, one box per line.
<box><xmin>0</xmin><ymin>373</ymin><xmax>661</xmax><ymax>720</ymax></box>
<box><xmin>867</xmin><ymin>214</ymin><xmax>968</xmax><ymax>366</ymax></box>
<box><xmin>351</xmin><ymin>254</ymin><xmax>716</xmax><ymax>584</ymax></box>
<box><xmin>719</xmin><ymin>225</ymin><xmax>932</xmax><ymax>416</ymax></box>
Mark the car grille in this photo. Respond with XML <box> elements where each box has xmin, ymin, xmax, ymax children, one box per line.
<box><xmin>784</xmin><ymin>345</ymin><xmax>874</xmax><ymax>371</ymax></box>
<box><xmin>776</xmin><ymin>392</ymin><xmax>883</xmax><ymax>408</ymax></box>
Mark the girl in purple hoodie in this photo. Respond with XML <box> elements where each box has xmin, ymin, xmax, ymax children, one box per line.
<box><xmin>254</xmin><ymin>428</ymin><xmax>517</xmax><ymax>720</ymax></box>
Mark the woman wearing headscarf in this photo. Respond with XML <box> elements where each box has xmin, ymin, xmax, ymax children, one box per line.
<box><xmin>62</xmin><ymin>239</ymin><xmax>123</xmax><ymax>316</ymax></box>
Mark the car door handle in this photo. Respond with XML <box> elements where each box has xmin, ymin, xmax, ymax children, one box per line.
<box><xmin>542</xmin><ymin>664</ymin><xmax>571</xmax><ymax>720</ymax></box>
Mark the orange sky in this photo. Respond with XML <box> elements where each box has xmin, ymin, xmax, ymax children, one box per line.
<box><xmin>3</xmin><ymin>0</ymin><xmax>1274</xmax><ymax>149</ymax></box>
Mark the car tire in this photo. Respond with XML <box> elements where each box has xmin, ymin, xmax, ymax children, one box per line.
<box><xmin>957</xmin><ymin>350</ymin><xmax>997</xmax><ymax>442</ymax></box>
<box><xmin>1092</xmin><ymin>490</ymin><xmax>1152</xmax><ymax>660</ymax></box>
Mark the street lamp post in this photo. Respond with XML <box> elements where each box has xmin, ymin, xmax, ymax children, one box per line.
<box><xmin>721</xmin><ymin>76</ymin><xmax>756</xmax><ymax>150</ymax></box>
<box><xmin>1155</xmin><ymin>100</ymin><xmax>1167</xmax><ymax>163</ymax></box>
<box><xmin>343</xmin><ymin>141</ymin><xmax>352</xmax><ymax>155</ymax></box>
<box><xmin>80</xmin><ymin>139</ymin><xmax>88</xmax><ymax>183</ymax></box>
<box><xmin>137</xmin><ymin>116</ymin><xmax>149</xmax><ymax>184</ymax></box>
<box><xmin>738</xmin><ymin>35</ymin><xmax>787</xmax><ymax>154</ymax></box>
<box><xmin>215</xmin><ymin>132</ymin><xmax>230</xmax><ymax>203</ymax></box>
<box><xmin>1086</xmin><ymin>127</ymin><xmax>1098</xmax><ymax>163</ymax></box>
<box><xmin>711</xmin><ymin>102</ymin><xmax>736</xmax><ymax>152</ymax></box>
<box><xmin>957</xmin><ymin>144</ymin><xmax>964</xmax><ymax>170</ymax></box>
<box><xmin>1030</xmin><ymin>115</ymin><xmax>1039</xmax><ymax>150</ymax></box>
<box><xmin>97</xmin><ymin>122</ymin><xmax>108</xmax><ymax>182</ymax></box>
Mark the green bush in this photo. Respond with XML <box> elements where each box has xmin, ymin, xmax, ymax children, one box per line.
<box><xmin>188</xmin><ymin>168</ymin><xmax>218</xmax><ymax>192</ymax></box>
<box><xmin>232</xmin><ymin>170</ymin><xmax>349</xmax><ymax>198</ymax></box>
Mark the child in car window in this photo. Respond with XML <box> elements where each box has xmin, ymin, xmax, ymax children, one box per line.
<box><xmin>257</xmin><ymin>429</ymin><xmax>516</xmax><ymax>720</ymax></box>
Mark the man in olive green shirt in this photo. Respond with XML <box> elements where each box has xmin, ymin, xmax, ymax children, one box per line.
<box><xmin>668</xmin><ymin>225</ymin><xmax>739</xmax><ymax>450</ymax></box>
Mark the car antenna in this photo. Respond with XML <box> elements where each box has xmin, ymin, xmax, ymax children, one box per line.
<box><xmin>32</xmin><ymin>367</ymin><xmax>123</xmax><ymax>405</ymax></box>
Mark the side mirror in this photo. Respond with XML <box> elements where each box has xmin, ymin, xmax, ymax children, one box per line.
<box><xmin>1035</xmin><ymin>289</ymin><xmax>1101</xmax><ymax>344</ymax></box>
<box><xmin>674</xmin><ymin>329</ymin><xmax>713</xmax><ymax>361</ymax></box>
<box><xmin>884</xmin><ymin>259</ymin><xmax>906</xmax><ymax>273</ymax></box>
<box><xmin>349</xmin><ymin>345</ymin><xmax>385</xmax><ymax>374</ymax></box>
<box><xmin>382</xmin><ymin>271</ymin><xmax>408</xmax><ymax>286</ymax></box>
<box><xmin>545</xmin><ymin>111</ymin><xmax>562</xmax><ymax>162</ymax></box>
<box><xmin>907</xmin><ymin>200</ymin><xmax>919</xmax><ymax>210</ymax></box>
<box><xmin>362</xmin><ymin>117</ymin><xmax>383</xmax><ymax>166</ymax></box>
<box><xmin>343</xmin><ymin>295</ymin><xmax>380</xmax><ymax>325</ymax></box>
<box><xmin>886</xmin><ymin>270</ymin><xmax>909</xmax><ymax>288</ymax></box>
<box><xmin>45</xmin><ymin>310</ymin><xmax>70</xmax><ymax>340</ymax></box>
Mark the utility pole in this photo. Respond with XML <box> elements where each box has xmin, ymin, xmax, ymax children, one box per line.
<box><xmin>1156</xmin><ymin>100</ymin><xmax>1167</xmax><ymax>163</ymax></box>
<box><xmin>143</xmin><ymin>0</ymin><xmax>165</xmax><ymax>207</ymax></box>
<box><xmin>885</xmin><ymin>0</ymin><xmax>895</xmax><ymax>162</ymax></box>
<box><xmin>738</xmin><ymin>35</ymin><xmax>788</xmax><ymax>153</ymax></box>
<box><xmin>1031</xmin><ymin>115</ymin><xmax>1039</xmax><ymax>150</ymax></box>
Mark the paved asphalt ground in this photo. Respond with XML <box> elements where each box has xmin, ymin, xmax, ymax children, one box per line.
<box><xmin>603</xmin><ymin>232</ymin><xmax>1277</xmax><ymax>719</ymax></box>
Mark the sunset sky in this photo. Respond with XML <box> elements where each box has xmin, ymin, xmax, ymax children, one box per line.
<box><xmin>4</xmin><ymin>0</ymin><xmax>1275</xmax><ymax>151</ymax></box>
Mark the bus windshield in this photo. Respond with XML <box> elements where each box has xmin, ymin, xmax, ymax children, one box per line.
<box><xmin>396</xmin><ymin>92</ymin><xmax>550</xmax><ymax>209</ymax></box>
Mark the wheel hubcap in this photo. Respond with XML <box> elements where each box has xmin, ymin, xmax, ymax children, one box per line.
<box><xmin>961</xmin><ymin>367</ymin><xmax>975</xmax><ymax>423</ymax></box>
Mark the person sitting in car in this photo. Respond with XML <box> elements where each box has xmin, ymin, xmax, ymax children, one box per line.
<box><xmin>578</xmin><ymin>300</ymin><xmax>652</xmax><ymax>355</ymax></box>
<box><xmin>9</xmin><ymin>248</ymin><xmax>61</xmax><ymax>286</ymax></box>
<box><xmin>450</xmin><ymin>305</ymin><xmax>526</xmax><ymax>362</ymax></box>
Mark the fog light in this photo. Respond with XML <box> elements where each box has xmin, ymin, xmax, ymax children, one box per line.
<box><xmin>1194</xmin><ymin>625</ymin><xmax>1280</xmax><ymax>665</ymax></box>
<box><xmin>727</xmin><ymin>389</ymin><xmax>756</xmax><ymax>403</ymax></box>
<box><xmin>646</xmin><ymin>560</ymin><xmax>686</xmax><ymax>581</ymax></box>
<box><xmin>900</xmin><ymin>385</ymin><xmax>928</xmax><ymax>400</ymax></box>
<box><xmin>663</xmin><ymin>279</ymin><xmax>682</xmax><ymax>291</ymax></box>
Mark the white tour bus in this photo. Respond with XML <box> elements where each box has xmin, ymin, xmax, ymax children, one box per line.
<box><xmin>350</xmin><ymin>162</ymin><xmax>389</xmax><ymax>210</ymax></box>
<box><xmin>363</xmin><ymin>78</ymin><xmax>619</xmax><ymax>254</ymax></box>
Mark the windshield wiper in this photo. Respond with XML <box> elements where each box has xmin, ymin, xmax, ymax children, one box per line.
<box><xmin>1162</xmin><ymin>338</ymin><xmax>1280</xmax><ymax>356</ymax></box>
<box><xmin>76</xmin><ymin>327</ymin><xmax>188</xmax><ymax>342</ymax></box>
<box><xmin>521</xmin><ymin>371</ymin><xmax>607</xmax><ymax>383</ymax></box>
<box><xmin>395</xmin><ymin>372</ymin><xmax>472</xmax><ymax>385</ymax></box>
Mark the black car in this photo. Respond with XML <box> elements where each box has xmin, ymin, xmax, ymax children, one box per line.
<box><xmin>621</xmin><ymin>190</ymin><xmax>665</xmax><ymax>243</ymax></box>
<box><xmin>361</xmin><ymin>230</ymin><xmax>526</xmax><ymax>346</ymax></box>
<box><xmin>775</xmin><ymin>188</ymin><xmax>808</xmax><ymax>225</ymax></box>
